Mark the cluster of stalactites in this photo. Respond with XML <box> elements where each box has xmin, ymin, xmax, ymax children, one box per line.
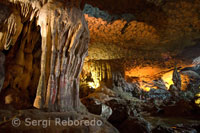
<box><xmin>0</xmin><ymin>0</ymin><xmax>86</xmax><ymax>51</ymax></box>
<box><xmin>0</xmin><ymin>0</ymin><xmax>89</xmax><ymax>111</ymax></box>
<box><xmin>81</xmin><ymin>61</ymin><xmax>112</xmax><ymax>89</ymax></box>
<box><xmin>0</xmin><ymin>0</ymin><xmax>43</xmax><ymax>50</ymax></box>
<box><xmin>0</xmin><ymin>2</ymin><xmax>22</xmax><ymax>50</ymax></box>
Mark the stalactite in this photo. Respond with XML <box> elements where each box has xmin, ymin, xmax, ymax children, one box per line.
<box><xmin>0</xmin><ymin>2</ymin><xmax>23</xmax><ymax>50</ymax></box>
<box><xmin>81</xmin><ymin>60</ymin><xmax>112</xmax><ymax>89</ymax></box>
<box><xmin>33</xmin><ymin>0</ymin><xmax>89</xmax><ymax>111</ymax></box>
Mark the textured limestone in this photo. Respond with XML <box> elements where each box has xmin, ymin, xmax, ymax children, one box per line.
<box><xmin>84</xmin><ymin>1</ymin><xmax>200</xmax><ymax>60</ymax></box>
<box><xmin>0</xmin><ymin>2</ymin><xmax>23</xmax><ymax>50</ymax></box>
<box><xmin>33</xmin><ymin>1</ymin><xmax>89</xmax><ymax>111</ymax></box>
<box><xmin>2</xmin><ymin>18</ymin><xmax>41</xmax><ymax>108</ymax></box>
<box><xmin>0</xmin><ymin>0</ymin><xmax>89</xmax><ymax>111</ymax></box>
<box><xmin>0</xmin><ymin>0</ymin><xmax>199</xmax><ymax>111</ymax></box>
<box><xmin>82</xmin><ymin>61</ymin><xmax>112</xmax><ymax>84</ymax></box>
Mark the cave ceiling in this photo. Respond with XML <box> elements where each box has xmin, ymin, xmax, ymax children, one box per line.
<box><xmin>85</xmin><ymin>0</ymin><xmax>165</xmax><ymax>14</ymax></box>
<box><xmin>84</xmin><ymin>0</ymin><xmax>200</xmax><ymax>60</ymax></box>
<box><xmin>1</xmin><ymin>0</ymin><xmax>200</xmax><ymax>61</ymax></box>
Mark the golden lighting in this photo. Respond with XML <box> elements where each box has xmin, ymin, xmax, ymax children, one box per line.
<box><xmin>125</xmin><ymin>66</ymin><xmax>163</xmax><ymax>91</ymax></box>
<box><xmin>196</xmin><ymin>93</ymin><xmax>200</xmax><ymax>97</ymax></box>
<box><xmin>141</xmin><ymin>85</ymin><xmax>151</xmax><ymax>92</ymax></box>
<box><xmin>195</xmin><ymin>99</ymin><xmax>200</xmax><ymax>106</ymax></box>
<box><xmin>181</xmin><ymin>75</ymin><xmax>190</xmax><ymax>91</ymax></box>
<box><xmin>195</xmin><ymin>93</ymin><xmax>200</xmax><ymax>107</ymax></box>
<box><xmin>5</xmin><ymin>94</ymin><xmax>13</xmax><ymax>104</ymax></box>
<box><xmin>125</xmin><ymin>66</ymin><xmax>162</xmax><ymax>81</ymax></box>
<box><xmin>125</xmin><ymin>67</ymin><xmax>173</xmax><ymax>91</ymax></box>
<box><xmin>126</xmin><ymin>67</ymin><xmax>174</xmax><ymax>91</ymax></box>
<box><xmin>161</xmin><ymin>71</ymin><xmax>174</xmax><ymax>89</ymax></box>
<box><xmin>84</xmin><ymin>62</ymin><xmax>110</xmax><ymax>89</ymax></box>
<box><xmin>88</xmin><ymin>81</ymin><xmax>100</xmax><ymax>89</ymax></box>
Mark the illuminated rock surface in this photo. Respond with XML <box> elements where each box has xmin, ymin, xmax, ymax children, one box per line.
<box><xmin>0</xmin><ymin>0</ymin><xmax>200</xmax><ymax>132</ymax></box>
<box><xmin>33</xmin><ymin>1</ymin><xmax>89</xmax><ymax>112</ymax></box>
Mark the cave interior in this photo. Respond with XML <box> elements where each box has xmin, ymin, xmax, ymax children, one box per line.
<box><xmin>0</xmin><ymin>0</ymin><xmax>200</xmax><ymax>132</ymax></box>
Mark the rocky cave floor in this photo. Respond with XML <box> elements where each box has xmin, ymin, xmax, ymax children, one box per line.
<box><xmin>80</xmin><ymin>80</ymin><xmax>200</xmax><ymax>133</ymax></box>
<box><xmin>1</xmin><ymin>64</ymin><xmax>200</xmax><ymax>133</ymax></box>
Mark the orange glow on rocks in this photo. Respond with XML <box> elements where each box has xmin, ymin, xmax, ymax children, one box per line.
<box><xmin>125</xmin><ymin>66</ymin><xmax>169</xmax><ymax>91</ymax></box>
<box><xmin>125</xmin><ymin>66</ymin><xmax>163</xmax><ymax>81</ymax></box>
<box><xmin>125</xmin><ymin>65</ymin><xmax>192</xmax><ymax>91</ymax></box>
<box><xmin>161</xmin><ymin>71</ymin><xmax>174</xmax><ymax>89</ymax></box>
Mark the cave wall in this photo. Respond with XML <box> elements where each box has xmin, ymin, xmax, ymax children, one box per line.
<box><xmin>0</xmin><ymin>1</ymin><xmax>41</xmax><ymax>108</ymax></box>
<box><xmin>0</xmin><ymin>0</ymin><xmax>199</xmax><ymax>109</ymax></box>
<box><xmin>81</xmin><ymin>0</ymin><xmax>200</xmax><ymax>89</ymax></box>
<box><xmin>0</xmin><ymin>0</ymin><xmax>90</xmax><ymax>111</ymax></box>
<box><xmin>84</xmin><ymin>0</ymin><xmax>200</xmax><ymax>60</ymax></box>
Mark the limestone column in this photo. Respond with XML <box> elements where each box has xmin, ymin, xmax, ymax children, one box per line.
<box><xmin>33</xmin><ymin>0</ymin><xmax>89</xmax><ymax>111</ymax></box>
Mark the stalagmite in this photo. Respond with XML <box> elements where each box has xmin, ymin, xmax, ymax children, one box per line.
<box><xmin>172</xmin><ymin>66</ymin><xmax>181</xmax><ymax>90</ymax></box>
<box><xmin>33</xmin><ymin>1</ymin><xmax>89</xmax><ymax>111</ymax></box>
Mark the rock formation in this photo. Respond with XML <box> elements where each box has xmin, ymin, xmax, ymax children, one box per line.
<box><xmin>0</xmin><ymin>0</ymin><xmax>200</xmax><ymax>133</ymax></box>
<box><xmin>0</xmin><ymin>0</ymin><xmax>199</xmax><ymax>111</ymax></box>
<box><xmin>0</xmin><ymin>0</ymin><xmax>89</xmax><ymax>111</ymax></box>
<box><xmin>33</xmin><ymin>1</ymin><xmax>89</xmax><ymax>112</ymax></box>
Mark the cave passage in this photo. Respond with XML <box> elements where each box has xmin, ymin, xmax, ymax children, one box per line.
<box><xmin>0</xmin><ymin>0</ymin><xmax>200</xmax><ymax>133</ymax></box>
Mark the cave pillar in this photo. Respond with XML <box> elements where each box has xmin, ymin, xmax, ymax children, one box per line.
<box><xmin>33</xmin><ymin>1</ymin><xmax>89</xmax><ymax>111</ymax></box>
